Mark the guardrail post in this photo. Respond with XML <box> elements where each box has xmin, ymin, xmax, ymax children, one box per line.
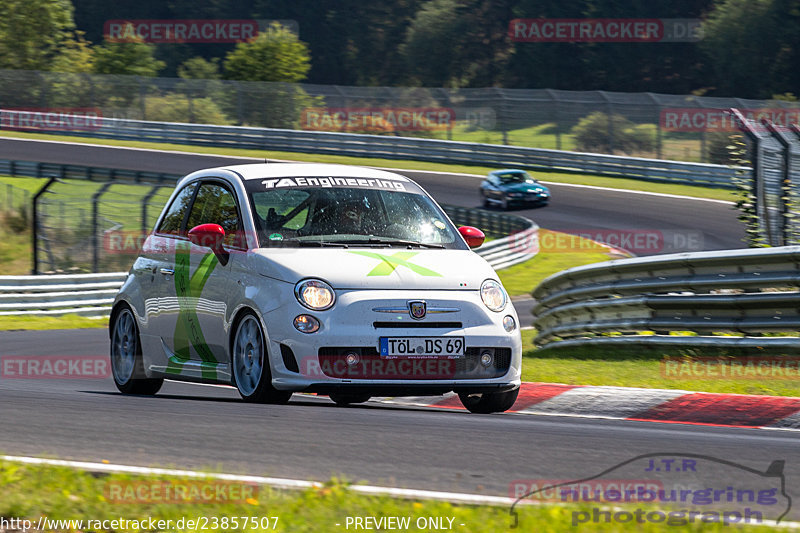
<box><xmin>765</xmin><ymin>120</ymin><xmax>797</xmax><ymax>245</ymax></box>
<box><xmin>32</xmin><ymin>177</ymin><xmax>58</xmax><ymax>275</ymax></box>
<box><xmin>91</xmin><ymin>183</ymin><xmax>113</xmax><ymax>273</ymax></box>
<box><xmin>141</xmin><ymin>185</ymin><xmax>163</xmax><ymax>234</ymax></box>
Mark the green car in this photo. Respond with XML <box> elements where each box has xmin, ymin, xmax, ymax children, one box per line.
<box><xmin>479</xmin><ymin>169</ymin><xmax>550</xmax><ymax>210</ymax></box>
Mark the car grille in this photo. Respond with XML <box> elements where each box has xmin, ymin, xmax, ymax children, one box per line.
<box><xmin>316</xmin><ymin>347</ymin><xmax>511</xmax><ymax>380</ymax></box>
<box><xmin>372</xmin><ymin>321</ymin><xmax>462</xmax><ymax>329</ymax></box>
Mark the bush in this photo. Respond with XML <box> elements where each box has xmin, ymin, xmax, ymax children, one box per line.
<box><xmin>572</xmin><ymin>112</ymin><xmax>655</xmax><ymax>154</ymax></box>
<box><xmin>707</xmin><ymin>132</ymin><xmax>740</xmax><ymax>165</ymax></box>
<box><xmin>143</xmin><ymin>94</ymin><xmax>232</xmax><ymax>125</ymax></box>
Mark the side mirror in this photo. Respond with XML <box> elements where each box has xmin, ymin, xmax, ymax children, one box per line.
<box><xmin>458</xmin><ymin>226</ymin><xmax>485</xmax><ymax>248</ymax></box>
<box><xmin>188</xmin><ymin>223</ymin><xmax>229</xmax><ymax>264</ymax></box>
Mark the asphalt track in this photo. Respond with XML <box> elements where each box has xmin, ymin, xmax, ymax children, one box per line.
<box><xmin>1</xmin><ymin>329</ymin><xmax>799</xmax><ymax>521</ymax></box>
<box><xmin>3</xmin><ymin>138</ymin><xmax>792</xmax><ymax>519</ymax></box>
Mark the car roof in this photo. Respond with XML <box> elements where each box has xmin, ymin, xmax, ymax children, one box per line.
<box><xmin>201</xmin><ymin>163</ymin><xmax>411</xmax><ymax>182</ymax></box>
<box><xmin>492</xmin><ymin>169</ymin><xmax>528</xmax><ymax>174</ymax></box>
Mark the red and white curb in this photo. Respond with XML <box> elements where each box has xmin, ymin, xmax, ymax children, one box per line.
<box><xmin>375</xmin><ymin>383</ymin><xmax>800</xmax><ymax>430</ymax></box>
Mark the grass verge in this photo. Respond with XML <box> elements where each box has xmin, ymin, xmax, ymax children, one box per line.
<box><xmin>498</xmin><ymin>229</ymin><xmax>618</xmax><ymax>296</ymax></box>
<box><xmin>520</xmin><ymin>330</ymin><xmax>800</xmax><ymax>397</ymax></box>
<box><xmin>0</xmin><ymin>130</ymin><xmax>736</xmax><ymax>201</ymax></box>
<box><xmin>0</xmin><ymin>314</ymin><xmax>107</xmax><ymax>331</ymax></box>
<box><xmin>0</xmin><ymin>459</ymin><xmax>783</xmax><ymax>532</ymax></box>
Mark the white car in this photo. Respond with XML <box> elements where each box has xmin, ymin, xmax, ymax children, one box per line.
<box><xmin>110</xmin><ymin>163</ymin><xmax>522</xmax><ymax>413</ymax></box>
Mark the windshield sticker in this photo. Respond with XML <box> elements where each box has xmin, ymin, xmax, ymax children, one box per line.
<box><xmin>261</xmin><ymin>177</ymin><xmax>406</xmax><ymax>192</ymax></box>
<box><xmin>268</xmin><ymin>232</ymin><xmax>284</xmax><ymax>241</ymax></box>
<box><xmin>433</xmin><ymin>220</ymin><xmax>446</xmax><ymax>230</ymax></box>
<box><xmin>350</xmin><ymin>251</ymin><xmax>442</xmax><ymax>277</ymax></box>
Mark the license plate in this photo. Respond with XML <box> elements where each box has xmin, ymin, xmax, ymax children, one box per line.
<box><xmin>379</xmin><ymin>337</ymin><xmax>465</xmax><ymax>358</ymax></box>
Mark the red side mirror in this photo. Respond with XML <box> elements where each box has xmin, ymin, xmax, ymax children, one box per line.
<box><xmin>459</xmin><ymin>226</ymin><xmax>485</xmax><ymax>248</ymax></box>
<box><xmin>188</xmin><ymin>223</ymin><xmax>226</xmax><ymax>251</ymax></box>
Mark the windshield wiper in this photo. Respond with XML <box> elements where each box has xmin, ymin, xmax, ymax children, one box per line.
<box><xmin>339</xmin><ymin>238</ymin><xmax>445</xmax><ymax>249</ymax></box>
<box><xmin>282</xmin><ymin>239</ymin><xmax>350</xmax><ymax>248</ymax></box>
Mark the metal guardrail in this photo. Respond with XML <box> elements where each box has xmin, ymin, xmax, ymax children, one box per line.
<box><xmin>0</xmin><ymin>110</ymin><xmax>742</xmax><ymax>188</ymax></box>
<box><xmin>0</xmin><ymin>272</ymin><xmax>127</xmax><ymax>317</ymax></box>
<box><xmin>532</xmin><ymin>246</ymin><xmax>800</xmax><ymax>351</ymax></box>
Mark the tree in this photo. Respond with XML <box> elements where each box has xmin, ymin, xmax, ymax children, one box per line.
<box><xmin>401</xmin><ymin>0</ymin><xmax>513</xmax><ymax>87</ymax></box>
<box><xmin>93</xmin><ymin>39</ymin><xmax>165</xmax><ymax>77</ymax></box>
<box><xmin>223</xmin><ymin>22</ymin><xmax>311</xmax><ymax>83</ymax></box>
<box><xmin>51</xmin><ymin>31</ymin><xmax>95</xmax><ymax>73</ymax></box>
<box><xmin>178</xmin><ymin>57</ymin><xmax>221</xmax><ymax>80</ymax></box>
<box><xmin>0</xmin><ymin>0</ymin><xmax>75</xmax><ymax>70</ymax></box>
<box><xmin>702</xmin><ymin>0</ymin><xmax>800</xmax><ymax>98</ymax></box>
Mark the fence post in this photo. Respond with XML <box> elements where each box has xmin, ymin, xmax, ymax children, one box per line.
<box><xmin>646</xmin><ymin>93</ymin><xmax>662</xmax><ymax>159</ymax></box>
<box><xmin>92</xmin><ymin>183</ymin><xmax>113</xmax><ymax>273</ymax></box>
<box><xmin>139</xmin><ymin>76</ymin><xmax>146</xmax><ymax>120</ymax></box>
<box><xmin>32</xmin><ymin>177</ymin><xmax>58</xmax><ymax>275</ymax></box>
<box><xmin>765</xmin><ymin>120</ymin><xmax>796</xmax><ymax>245</ymax></box>
<box><xmin>546</xmin><ymin>89</ymin><xmax>561</xmax><ymax>151</ymax></box>
<box><xmin>142</xmin><ymin>185</ymin><xmax>163</xmax><ymax>234</ymax></box>
<box><xmin>236</xmin><ymin>81</ymin><xmax>243</xmax><ymax>125</ymax></box>
<box><xmin>497</xmin><ymin>88</ymin><xmax>509</xmax><ymax>145</ymax></box>
<box><xmin>598</xmin><ymin>91</ymin><xmax>613</xmax><ymax>154</ymax></box>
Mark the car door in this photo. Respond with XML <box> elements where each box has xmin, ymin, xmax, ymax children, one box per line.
<box><xmin>156</xmin><ymin>180</ymin><xmax>243</xmax><ymax>379</ymax></box>
<box><xmin>140</xmin><ymin>181</ymin><xmax>198</xmax><ymax>372</ymax></box>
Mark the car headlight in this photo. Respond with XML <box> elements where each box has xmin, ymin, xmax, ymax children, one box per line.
<box><xmin>295</xmin><ymin>279</ymin><xmax>335</xmax><ymax>310</ymax></box>
<box><xmin>480</xmin><ymin>279</ymin><xmax>507</xmax><ymax>312</ymax></box>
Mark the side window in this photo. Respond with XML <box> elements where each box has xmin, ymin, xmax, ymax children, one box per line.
<box><xmin>186</xmin><ymin>182</ymin><xmax>243</xmax><ymax>247</ymax></box>
<box><xmin>157</xmin><ymin>183</ymin><xmax>197</xmax><ymax>236</ymax></box>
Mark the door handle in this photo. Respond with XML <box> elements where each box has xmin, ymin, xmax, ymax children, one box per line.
<box><xmin>160</xmin><ymin>268</ymin><xmax>175</xmax><ymax>276</ymax></box>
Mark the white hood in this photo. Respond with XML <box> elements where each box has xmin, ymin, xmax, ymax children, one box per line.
<box><xmin>251</xmin><ymin>248</ymin><xmax>498</xmax><ymax>290</ymax></box>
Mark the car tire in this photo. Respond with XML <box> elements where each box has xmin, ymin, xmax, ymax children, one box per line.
<box><xmin>232</xmin><ymin>312</ymin><xmax>292</xmax><ymax>404</ymax></box>
<box><xmin>110</xmin><ymin>304</ymin><xmax>163</xmax><ymax>395</ymax></box>
<box><xmin>329</xmin><ymin>393</ymin><xmax>371</xmax><ymax>406</ymax></box>
<box><xmin>458</xmin><ymin>388</ymin><xmax>519</xmax><ymax>414</ymax></box>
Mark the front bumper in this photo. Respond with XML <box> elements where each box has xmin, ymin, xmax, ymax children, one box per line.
<box><xmin>260</xmin><ymin>289</ymin><xmax>523</xmax><ymax>393</ymax></box>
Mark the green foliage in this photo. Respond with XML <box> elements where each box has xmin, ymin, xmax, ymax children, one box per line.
<box><xmin>571</xmin><ymin>112</ymin><xmax>655</xmax><ymax>154</ymax></box>
<box><xmin>93</xmin><ymin>39</ymin><xmax>165</xmax><ymax>77</ymax></box>
<box><xmin>727</xmin><ymin>135</ymin><xmax>766</xmax><ymax>247</ymax></box>
<box><xmin>402</xmin><ymin>0</ymin><xmax>512</xmax><ymax>87</ymax></box>
<box><xmin>143</xmin><ymin>94</ymin><xmax>232</xmax><ymax>125</ymax></box>
<box><xmin>223</xmin><ymin>23</ymin><xmax>310</xmax><ymax>83</ymax></box>
<box><xmin>0</xmin><ymin>0</ymin><xmax>75</xmax><ymax>70</ymax></box>
<box><xmin>50</xmin><ymin>30</ymin><xmax>94</xmax><ymax>73</ymax></box>
<box><xmin>178</xmin><ymin>57</ymin><xmax>220</xmax><ymax>80</ymax></box>
<box><xmin>702</xmin><ymin>0</ymin><xmax>800</xmax><ymax>98</ymax></box>
<box><xmin>706</xmin><ymin>132</ymin><xmax>739</xmax><ymax>165</ymax></box>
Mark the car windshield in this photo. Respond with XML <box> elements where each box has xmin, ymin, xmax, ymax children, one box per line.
<box><xmin>245</xmin><ymin>177</ymin><xmax>466</xmax><ymax>249</ymax></box>
<box><xmin>498</xmin><ymin>172</ymin><xmax>535</xmax><ymax>184</ymax></box>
